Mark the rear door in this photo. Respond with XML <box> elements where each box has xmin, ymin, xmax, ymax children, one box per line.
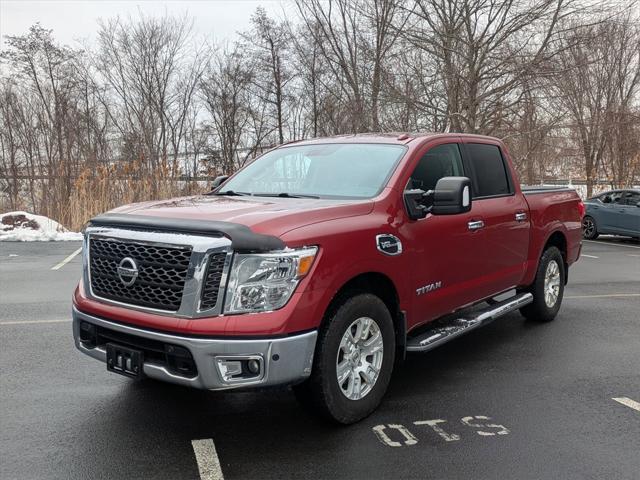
<box><xmin>461</xmin><ymin>142</ymin><xmax>530</xmax><ymax>296</ymax></box>
<box><xmin>617</xmin><ymin>191</ymin><xmax>640</xmax><ymax>235</ymax></box>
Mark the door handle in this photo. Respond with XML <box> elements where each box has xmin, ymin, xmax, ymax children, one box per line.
<box><xmin>515</xmin><ymin>212</ymin><xmax>527</xmax><ymax>222</ymax></box>
<box><xmin>468</xmin><ymin>220</ymin><xmax>485</xmax><ymax>231</ymax></box>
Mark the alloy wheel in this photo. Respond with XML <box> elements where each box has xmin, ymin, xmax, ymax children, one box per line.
<box><xmin>582</xmin><ymin>217</ymin><xmax>595</xmax><ymax>238</ymax></box>
<box><xmin>544</xmin><ymin>260</ymin><xmax>561</xmax><ymax>307</ymax></box>
<box><xmin>336</xmin><ymin>317</ymin><xmax>384</xmax><ymax>400</ymax></box>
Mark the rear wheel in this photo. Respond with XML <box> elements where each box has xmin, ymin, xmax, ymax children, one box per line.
<box><xmin>520</xmin><ymin>246</ymin><xmax>565</xmax><ymax>323</ymax></box>
<box><xmin>582</xmin><ymin>215</ymin><xmax>599</xmax><ymax>240</ymax></box>
<box><xmin>293</xmin><ymin>293</ymin><xmax>395</xmax><ymax>424</ymax></box>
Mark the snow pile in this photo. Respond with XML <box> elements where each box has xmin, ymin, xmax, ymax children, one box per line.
<box><xmin>0</xmin><ymin>211</ymin><xmax>83</xmax><ymax>241</ymax></box>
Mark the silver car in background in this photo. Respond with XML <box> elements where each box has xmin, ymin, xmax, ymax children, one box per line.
<box><xmin>582</xmin><ymin>189</ymin><xmax>640</xmax><ymax>240</ymax></box>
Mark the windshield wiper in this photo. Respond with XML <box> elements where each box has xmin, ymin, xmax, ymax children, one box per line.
<box><xmin>211</xmin><ymin>190</ymin><xmax>251</xmax><ymax>196</ymax></box>
<box><xmin>253</xmin><ymin>192</ymin><xmax>320</xmax><ymax>199</ymax></box>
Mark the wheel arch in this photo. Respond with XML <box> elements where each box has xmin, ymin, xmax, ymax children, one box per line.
<box><xmin>322</xmin><ymin>272</ymin><xmax>406</xmax><ymax>360</ymax></box>
<box><xmin>542</xmin><ymin>230</ymin><xmax>569</xmax><ymax>284</ymax></box>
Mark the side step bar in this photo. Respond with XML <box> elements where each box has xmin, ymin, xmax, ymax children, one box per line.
<box><xmin>406</xmin><ymin>293</ymin><xmax>533</xmax><ymax>353</ymax></box>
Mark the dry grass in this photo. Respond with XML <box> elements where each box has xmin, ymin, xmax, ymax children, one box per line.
<box><xmin>65</xmin><ymin>161</ymin><xmax>204</xmax><ymax>231</ymax></box>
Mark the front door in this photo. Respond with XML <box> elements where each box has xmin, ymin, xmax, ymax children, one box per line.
<box><xmin>401</xmin><ymin>142</ymin><xmax>489</xmax><ymax>325</ymax></box>
<box><xmin>598</xmin><ymin>191</ymin><xmax>625</xmax><ymax>234</ymax></box>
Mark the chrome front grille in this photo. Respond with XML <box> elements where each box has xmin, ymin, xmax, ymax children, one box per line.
<box><xmin>89</xmin><ymin>238</ymin><xmax>192</xmax><ymax>311</ymax></box>
<box><xmin>200</xmin><ymin>253</ymin><xmax>227</xmax><ymax>310</ymax></box>
<box><xmin>84</xmin><ymin>228</ymin><xmax>233</xmax><ymax>317</ymax></box>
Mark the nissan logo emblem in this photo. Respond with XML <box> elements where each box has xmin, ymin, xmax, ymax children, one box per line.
<box><xmin>117</xmin><ymin>257</ymin><xmax>139</xmax><ymax>287</ymax></box>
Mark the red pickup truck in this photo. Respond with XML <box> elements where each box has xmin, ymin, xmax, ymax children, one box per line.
<box><xmin>73</xmin><ymin>133</ymin><xmax>584</xmax><ymax>424</ymax></box>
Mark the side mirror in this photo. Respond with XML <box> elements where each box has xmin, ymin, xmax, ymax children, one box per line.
<box><xmin>636</xmin><ymin>202</ymin><xmax>640</xmax><ymax>208</ymax></box>
<box><xmin>404</xmin><ymin>176</ymin><xmax>472</xmax><ymax>220</ymax></box>
<box><xmin>431</xmin><ymin>176</ymin><xmax>472</xmax><ymax>215</ymax></box>
<box><xmin>211</xmin><ymin>175</ymin><xmax>229</xmax><ymax>190</ymax></box>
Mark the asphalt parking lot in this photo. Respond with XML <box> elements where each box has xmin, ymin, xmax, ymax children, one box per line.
<box><xmin>1</xmin><ymin>238</ymin><xmax>639</xmax><ymax>480</ymax></box>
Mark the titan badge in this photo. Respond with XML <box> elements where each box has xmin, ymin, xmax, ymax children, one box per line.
<box><xmin>416</xmin><ymin>281</ymin><xmax>442</xmax><ymax>296</ymax></box>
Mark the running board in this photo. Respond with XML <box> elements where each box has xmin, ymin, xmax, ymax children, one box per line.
<box><xmin>406</xmin><ymin>293</ymin><xmax>533</xmax><ymax>353</ymax></box>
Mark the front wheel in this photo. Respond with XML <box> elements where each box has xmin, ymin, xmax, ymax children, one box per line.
<box><xmin>520</xmin><ymin>246</ymin><xmax>565</xmax><ymax>322</ymax></box>
<box><xmin>293</xmin><ymin>293</ymin><xmax>395</xmax><ymax>424</ymax></box>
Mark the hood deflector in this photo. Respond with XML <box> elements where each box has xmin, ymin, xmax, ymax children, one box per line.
<box><xmin>89</xmin><ymin>214</ymin><xmax>285</xmax><ymax>252</ymax></box>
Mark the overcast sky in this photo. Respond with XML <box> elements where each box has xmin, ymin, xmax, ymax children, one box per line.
<box><xmin>0</xmin><ymin>0</ymin><xmax>292</xmax><ymax>47</ymax></box>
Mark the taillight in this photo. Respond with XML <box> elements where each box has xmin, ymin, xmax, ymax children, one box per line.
<box><xmin>578</xmin><ymin>200</ymin><xmax>586</xmax><ymax>219</ymax></box>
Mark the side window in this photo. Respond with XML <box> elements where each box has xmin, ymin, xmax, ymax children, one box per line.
<box><xmin>622</xmin><ymin>192</ymin><xmax>640</xmax><ymax>206</ymax></box>
<box><xmin>606</xmin><ymin>192</ymin><xmax>624</xmax><ymax>204</ymax></box>
<box><xmin>599</xmin><ymin>193</ymin><xmax>612</xmax><ymax>203</ymax></box>
<box><xmin>466</xmin><ymin>144</ymin><xmax>512</xmax><ymax>198</ymax></box>
<box><xmin>407</xmin><ymin>144</ymin><xmax>464</xmax><ymax>191</ymax></box>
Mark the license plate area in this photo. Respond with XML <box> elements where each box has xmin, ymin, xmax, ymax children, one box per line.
<box><xmin>106</xmin><ymin>343</ymin><xmax>143</xmax><ymax>378</ymax></box>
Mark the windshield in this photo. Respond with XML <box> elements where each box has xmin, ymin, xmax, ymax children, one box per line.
<box><xmin>219</xmin><ymin>143</ymin><xmax>407</xmax><ymax>199</ymax></box>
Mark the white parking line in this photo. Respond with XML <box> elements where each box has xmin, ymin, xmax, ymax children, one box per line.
<box><xmin>581</xmin><ymin>254</ymin><xmax>599</xmax><ymax>258</ymax></box>
<box><xmin>612</xmin><ymin>397</ymin><xmax>640</xmax><ymax>412</ymax></box>
<box><xmin>565</xmin><ymin>293</ymin><xmax>640</xmax><ymax>299</ymax></box>
<box><xmin>192</xmin><ymin>439</ymin><xmax>224</xmax><ymax>480</ymax></box>
<box><xmin>0</xmin><ymin>319</ymin><xmax>70</xmax><ymax>326</ymax></box>
<box><xmin>584</xmin><ymin>240</ymin><xmax>640</xmax><ymax>250</ymax></box>
<box><xmin>51</xmin><ymin>247</ymin><xmax>82</xmax><ymax>270</ymax></box>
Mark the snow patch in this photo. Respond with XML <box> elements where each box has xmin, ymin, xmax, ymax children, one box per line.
<box><xmin>0</xmin><ymin>211</ymin><xmax>83</xmax><ymax>241</ymax></box>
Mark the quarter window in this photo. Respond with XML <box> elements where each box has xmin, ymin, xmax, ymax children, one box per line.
<box><xmin>466</xmin><ymin>144</ymin><xmax>511</xmax><ymax>198</ymax></box>
<box><xmin>407</xmin><ymin>144</ymin><xmax>464</xmax><ymax>191</ymax></box>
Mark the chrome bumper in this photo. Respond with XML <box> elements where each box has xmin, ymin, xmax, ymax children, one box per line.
<box><xmin>72</xmin><ymin>307</ymin><xmax>317</xmax><ymax>390</ymax></box>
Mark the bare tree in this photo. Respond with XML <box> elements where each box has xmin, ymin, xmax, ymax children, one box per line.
<box><xmin>552</xmin><ymin>13</ymin><xmax>640</xmax><ymax>196</ymax></box>
<box><xmin>200</xmin><ymin>45</ymin><xmax>272</xmax><ymax>174</ymax></box>
<box><xmin>95</xmin><ymin>14</ymin><xmax>204</xmax><ymax>179</ymax></box>
<box><xmin>295</xmin><ymin>0</ymin><xmax>410</xmax><ymax>132</ymax></box>
<box><xmin>241</xmin><ymin>7</ymin><xmax>292</xmax><ymax>144</ymax></box>
<box><xmin>1</xmin><ymin>24</ymin><xmax>82</xmax><ymax>223</ymax></box>
<box><xmin>403</xmin><ymin>0</ymin><xmax>571</xmax><ymax>134</ymax></box>
<box><xmin>0</xmin><ymin>80</ymin><xmax>22</xmax><ymax>210</ymax></box>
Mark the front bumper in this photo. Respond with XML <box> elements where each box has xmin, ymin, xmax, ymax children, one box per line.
<box><xmin>72</xmin><ymin>307</ymin><xmax>317</xmax><ymax>390</ymax></box>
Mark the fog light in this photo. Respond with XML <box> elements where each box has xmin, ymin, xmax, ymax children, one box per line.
<box><xmin>217</xmin><ymin>359</ymin><xmax>243</xmax><ymax>382</ymax></box>
<box><xmin>215</xmin><ymin>357</ymin><xmax>263</xmax><ymax>383</ymax></box>
<box><xmin>79</xmin><ymin>321</ymin><xmax>97</xmax><ymax>346</ymax></box>
<box><xmin>247</xmin><ymin>359</ymin><xmax>260</xmax><ymax>375</ymax></box>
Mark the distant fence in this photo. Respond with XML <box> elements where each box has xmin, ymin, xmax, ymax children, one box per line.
<box><xmin>0</xmin><ymin>174</ymin><xmax>218</xmax><ymax>182</ymax></box>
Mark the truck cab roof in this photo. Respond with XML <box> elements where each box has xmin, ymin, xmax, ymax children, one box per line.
<box><xmin>288</xmin><ymin>132</ymin><xmax>504</xmax><ymax>147</ymax></box>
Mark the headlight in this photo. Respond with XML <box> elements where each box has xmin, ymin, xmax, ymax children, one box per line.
<box><xmin>224</xmin><ymin>247</ymin><xmax>318</xmax><ymax>314</ymax></box>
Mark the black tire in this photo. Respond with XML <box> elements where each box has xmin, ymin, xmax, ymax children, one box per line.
<box><xmin>520</xmin><ymin>246</ymin><xmax>565</xmax><ymax>322</ymax></box>
<box><xmin>582</xmin><ymin>215</ymin><xmax>599</xmax><ymax>240</ymax></box>
<box><xmin>293</xmin><ymin>293</ymin><xmax>395</xmax><ymax>424</ymax></box>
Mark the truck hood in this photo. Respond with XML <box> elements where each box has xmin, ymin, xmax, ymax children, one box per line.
<box><xmin>109</xmin><ymin>194</ymin><xmax>374</xmax><ymax>238</ymax></box>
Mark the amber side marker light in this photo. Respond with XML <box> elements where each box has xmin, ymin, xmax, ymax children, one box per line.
<box><xmin>297</xmin><ymin>254</ymin><xmax>316</xmax><ymax>278</ymax></box>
